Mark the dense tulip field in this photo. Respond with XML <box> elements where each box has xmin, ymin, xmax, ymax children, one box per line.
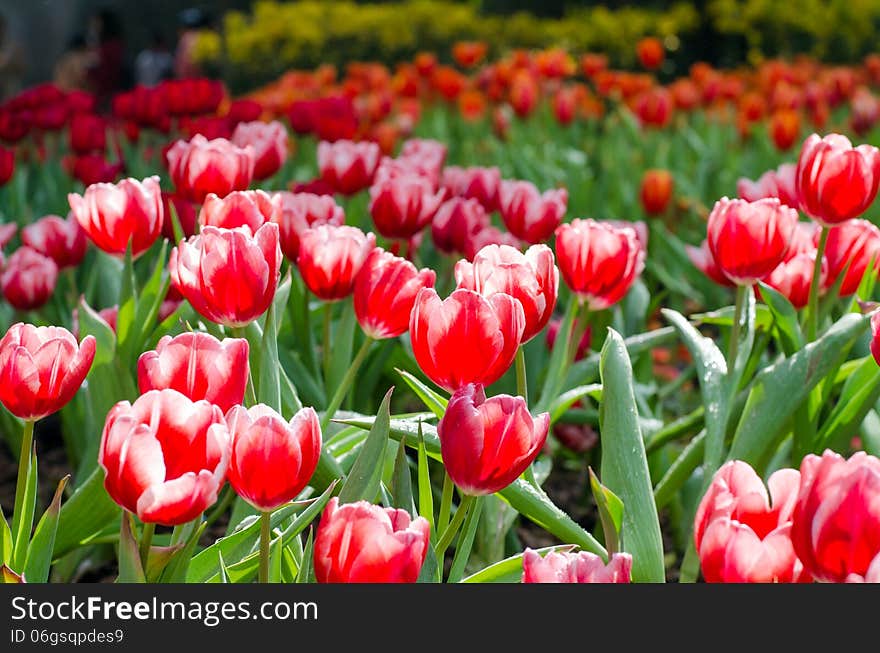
<box><xmin>3</xmin><ymin>39</ymin><xmax>880</xmax><ymax>585</ymax></box>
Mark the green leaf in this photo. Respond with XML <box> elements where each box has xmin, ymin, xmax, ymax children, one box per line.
<box><xmin>728</xmin><ymin>313</ymin><xmax>870</xmax><ymax>471</ymax></box>
<box><xmin>536</xmin><ymin>294</ymin><xmax>578</xmax><ymax>412</ymax></box>
<box><xmin>133</xmin><ymin>240</ymin><xmax>169</xmax><ymax>354</ymax></box>
<box><xmin>77</xmin><ymin>296</ymin><xmax>117</xmax><ymax>368</ymax></box>
<box><xmin>167</xmin><ymin>199</ymin><xmax>185</xmax><ymax>246</ymax></box>
<box><xmin>396</xmin><ymin>368</ymin><xmax>448</xmax><ymax>419</ymax></box>
<box><xmin>115</xmin><ymin>243</ymin><xmax>138</xmax><ymax>367</ymax></box>
<box><xmin>447</xmin><ymin>497</ymin><xmax>483</xmax><ymax>583</ymax></box>
<box><xmin>257</xmin><ymin>301</ymin><xmax>281</xmax><ymax>412</ymax></box>
<box><xmin>461</xmin><ymin>545</ymin><xmax>577</xmax><ymax>583</ymax></box>
<box><xmin>158</xmin><ymin>520</ymin><xmax>207</xmax><ymax>583</ymax></box>
<box><xmin>0</xmin><ymin>504</ymin><xmax>11</xmax><ymax>566</ymax></box>
<box><xmin>391</xmin><ymin>440</ymin><xmax>414</xmax><ymax>513</ymax></box>
<box><xmin>416</xmin><ymin>422</ymin><xmax>435</xmax><ymax>532</ymax></box>
<box><xmin>337</xmin><ymin>387</ymin><xmax>393</xmax><ymax>504</ymax></box>
<box><xmin>269</xmin><ymin>531</ymin><xmax>283</xmax><ymax>583</ymax></box>
<box><xmin>295</xmin><ymin>528</ymin><xmax>315</xmax><ymax>583</ymax></box>
<box><xmin>588</xmin><ymin>468</ymin><xmax>624</xmax><ymax>556</ymax></box>
<box><xmin>691</xmin><ymin>304</ymin><xmax>773</xmax><ymax>330</ymax></box>
<box><xmin>145</xmin><ymin>543</ymin><xmax>185</xmax><ymax>583</ymax></box>
<box><xmin>11</xmin><ymin>442</ymin><xmax>37</xmax><ymax>573</ymax></box>
<box><xmin>598</xmin><ymin>328</ymin><xmax>665</xmax><ymax>583</ymax></box>
<box><xmin>549</xmin><ymin>384</ymin><xmax>602</xmax><ymax>424</ymax></box>
<box><xmin>654</xmin><ymin>431</ymin><xmax>707</xmax><ymax>510</ymax></box>
<box><xmin>758</xmin><ymin>282</ymin><xmax>804</xmax><ymax>356</ymax></box>
<box><xmin>116</xmin><ymin>513</ymin><xmax>146</xmax><ymax>583</ymax></box>
<box><xmin>55</xmin><ymin>466</ymin><xmax>121</xmax><ymax>559</ymax></box>
<box><xmin>816</xmin><ymin>355</ymin><xmax>880</xmax><ymax>452</ymax></box>
<box><xmin>23</xmin><ymin>475</ymin><xmax>69</xmax><ymax>583</ymax></box>
<box><xmin>328</xmin><ymin>300</ymin><xmax>357</xmax><ymax>392</ymax></box>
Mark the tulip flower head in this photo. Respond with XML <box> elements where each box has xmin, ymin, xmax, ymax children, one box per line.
<box><xmin>522</xmin><ymin>548</ymin><xmax>632</xmax><ymax>583</ymax></box>
<box><xmin>297</xmin><ymin>224</ymin><xmax>376</xmax><ymax>301</ymax></box>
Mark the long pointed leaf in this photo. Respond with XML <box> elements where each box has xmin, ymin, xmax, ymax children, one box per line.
<box><xmin>23</xmin><ymin>475</ymin><xmax>69</xmax><ymax>583</ymax></box>
<box><xmin>337</xmin><ymin>387</ymin><xmax>393</xmax><ymax>504</ymax></box>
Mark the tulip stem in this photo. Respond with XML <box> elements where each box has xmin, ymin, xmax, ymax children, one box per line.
<box><xmin>437</xmin><ymin>472</ymin><xmax>454</xmax><ymax>535</ymax></box>
<box><xmin>259</xmin><ymin>511</ymin><xmax>271</xmax><ymax>583</ymax></box>
<box><xmin>139</xmin><ymin>522</ymin><xmax>155</xmax><ymax>569</ymax></box>
<box><xmin>322</xmin><ymin>302</ymin><xmax>332</xmax><ymax>385</ymax></box>
<box><xmin>232</xmin><ymin>327</ymin><xmax>258</xmax><ymax>406</ymax></box>
<box><xmin>12</xmin><ymin>419</ymin><xmax>35</xmax><ymax>562</ymax></box>
<box><xmin>515</xmin><ymin>347</ymin><xmax>528</xmax><ymax>405</ymax></box>
<box><xmin>727</xmin><ymin>284</ymin><xmax>748</xmax><ymax>369</ymax></box>
<box><xmin>320</xmin><ymin>336</ymin><xmax>374</xmax><ymax>431</ymax></box>
<box><xmin>435</xmin><ymin>494</ymin><xmax>476</xmax><ymax>563</ymax></box>
<box><xmin>806</xmin><ymin>226</ymin><xmax>829</xmax><ymax>341</ymax></box>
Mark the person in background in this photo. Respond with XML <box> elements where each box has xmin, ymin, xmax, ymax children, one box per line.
<box><xmin>54</xmin><ymin>34</ymin><xmax>96</xmax><ymax>92</ymax></box>
<box><xmin>0</xmin><ymin>13</ymin><xmax>25</xmax><ymax>101</ymax></box>
<box><xmin>134</xmin><ymin>31</ymin><xmax>174</xmax><ymax>87</ymax></box>
<box><xmin>174</xmin><ymin>7</ymin><xmax>209</xmax><ymax>79</ymax></box>
<box><xmin>86</xmin><ymin>8</ymin><xmax>126</xmax><ymax>109</ymax></box>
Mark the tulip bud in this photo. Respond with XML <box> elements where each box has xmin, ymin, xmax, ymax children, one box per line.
<box><xmin>314</xmin><ymin>497</ymin><xmax>431</xmax><ymax>583</ymax></box>
<box><xmin>636</xmin><ymin>36</ymin><xmax>665</xmax><ymax>70</ymax></box>
<box><xmin>737</xmin><ymin>163</ymin><xmax>799</xmax><ymax>210</ymax></box>
<box><xmin>441</xmin><ymin>166</ymin><xmax>501</xmax><ymax>212</ymax></box>
<box><xmin>198</xmin><ymin>189</ymin><xmax>281</xmax><ymax>232</ymax></box>
<box><xmin>821</xmin><ymin>218</ymin><xmax>880</xmax><ymax>297</ymax></box>
<box><xmin>317</xmin><ymin>140</ymin><xmax>381</xmax><ymax>196</ymax></box>
<box><xmin>368</xmin><ymin>172</ymin><xmax>445</xmax><ymax>240</ymax></box>
<box><xmin>21</xmin><ymin>213</ymin><xmax>87</xmax><ymax>270</ymax></box>
<box><xmin>166</xmin><ymin>134</ymin><xmax>255</xmax><ymax>204</ymax></box>
<box><xmin>230</xmin><ymin>120</ymin><xmax>288</xmax><ymax>181</ymax></box>
<box><xmin>498</xmin><ymin>180</ymin><xmax>567</xmax><ymax>244</ymax></box>
<box><xmin>639</xmin><ymin>169</ymin><xmax>674</xmax><ymax>216</ymax></box>
<box><xmin>431</xmin><ymin>198</ymin><xmax>490</xmax><ymax>256</ymax></box>
<box><xmin>99</xmin><ymin>389</ymin><xmax>230</xmax><ymax>526</ymax></box>
<box><xmin>271</xmin><ymin>191</ymin><xmax>345</xmax><ymax>262</ymax></box>
<box><xmin>0</xmin><ymin>323</ymin><xmax>96</xmax><ymax>421</ymax></box>
<box><xmin>522</xmin><ymin>548</ymin><xmax>632</xmax><ymax>583</ymax></box>
<box><xmin>226</xmin><ymin>405</ymin><xmax>322</xmax><ymax>512</ymax></box>
<box><xmin>0</xmin><ymin>146</ymin><xmax>15</xmax><ymax>186</ymax></box>
<box><xmin>68</xmin><ymin>113</ymin><xmax>106</xmax><ymax>155</ymax></box>
<box><xmin>761</xmin><ymin>251</ymin><xmax>828</xmax><ymax>309</ymax></box>
<box><xmin>1</xmin><ymin>247</ymin><xmax>58</xmax><ymax>311</ymax></box>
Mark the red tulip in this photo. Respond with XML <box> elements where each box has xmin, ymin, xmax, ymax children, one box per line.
<box><xmin>226</xmin><ymin>405</ymin><xmax>321</xmax><ymax>512</ymax></box>
<box><xmin>463</xmin><ymin>225</ymin><xmax>522</xmax><ymax>262</ymax></box>
<box><xmin>555</xmin><ymin>219</ymin><xmax>645</xmax><ymax>310</ymax></box>
<box><xmin>67</xmin><ymin>176</ymin><xmax>164</xmax><ymax>258</ymax></box>
<box><xmin>510</xmin><ymin>71</ymin><xmax>539</xmax><ymax>119</ymax></box>
<box><xmin>354</xmin><ymin>247</ymin><xmax>436</xmax><ymax>339</ymax></box>
<box><xmin>317</xmin><ymin>140</ymin><xmax>381</xmax><ymax>196</ymax></box>
<box><xmin>225</xmin><ymin>99</ymin><xmax>263</xmax><ymax>125</ymax></box>
<box><xmin>686</xmin><ymin>240</ymin><xmax>735</xmax><ymax>287</ymax></box>
<box><xmin>791</xmin><ymin>450</ymin><xmax>880</xmax><ymax>582</ymax></box>
<box><xmin>636</xmin><ymin>37</ymin><xmax>665</xmax><ymax>70</ymax></box>
<box><xmin>498</xmin><ymin>181</ymin><xmax>567</xmax><ymax>244</ymax></box>
<box><xmin>437</xmin><ymin>383</ymin><xmax>549</xmax><ymax>495</ymax></box>
<box><xmin>166</xmin><ymin>134</ymin><xmax>255</xmax><ymax>204</ymax></box>
<box><xmin>706</xmin><ymin>197</ymin><xmax>799</xmax><ymax>285</ymax></box>
<box><xmin>99</xmin><ymin>389</ymin><xmax>230</xmax><ymax>526</ymax></box>
<box><xmin>161</xmin><ymin>192</ymin><xmax>198</xmax><ymax>240</ymax></box>
<box><xmin>455</xmin><ymin>244</ymin><xmax>558</xmax><ymax>343</ymax></box>
<box><xmin>21</xmin><ymin>213</ymin><xmax>87</xmax><ymax>270</ymax></box>
<box><xmin>1</xmin><ymin>247</ymin><xmax>58</xmax><ymax>311</ymax></box>
<box><xmin>769</xmin><ymin>110</ymin><xmax>801</xmax><ymax>151</ymax></box>
<box><xmin>410</xmin><ymin>288</ymin><xmax>525</xmax><ymax>392</ymax></box>
<box><xmin>796</xmin><ymin>133</ymin><xmax>880</xmax><ymax>226</ymax></box>
<box><xmin>552</xmin><ymin>86</ymin><xmax>577</xmax><ymax>126</ymax></box>
<box><xmin>314</xmin><ymin>498</ymin><xmax>431</xmax><ymax>583</ymax></box>
<box><xmin>230</xmin><ymin>120</ymin><xmax>288</xmax><ymax>181</ymax></box>
<box><xmin>198</xmin><ymin>189</ymin><xmax>281</xmax><ymax>232</ymax></box>
<box><xmin>297</xmin><ymin>225</ymin><xmax>375</xmax><ymax>301</ymax></box>
<box><xmin>368</xmin><ymin>172</ymin><xmax>445</xmax><ymax>240</ymax></box>
<box><xmin>694</xmin><ymin>460</ymin><xmax>808</xmax><ymax>583</ymax></box>
<box><xmin>761</xmin><ymin>251</ymin><xmax>828</xmax><ymax>308</ymax></box>
<box><xmin>68</xmin><ymin>113</ymin><xmax>106</xmax><ymax>155</ymax></box>
<box><xmin>0</xmin><ymin>146</ymin><xmax>14</xmax><ymax>186</ymax></box>
<box><xmin>633</xmin><ymin>87</ymin><xmax>673</xmax><ymax>128</ymax></box>
<box><xmin>640</xmin><ymin>169</ymin><xmax>674</xmax><ymax>215</ymax></box>
<box><xmin>0</xmin><ymin>323</ymin><xmax>96</xmax><ymax>421</ymax></box>
<box><xmin>821</xmin><ymin>218</ymin><xmax>880</xmax><ymax>297</ymax></box>
<box><xmin>871</xmin><ymin>311</ymin><xmax>880</xmax><ymax>369</ymax></box>
<box><xmin>522</xmin><ymin>548</ymin><xmax>632</xmax><ymax>583</ymax></box>
<box><xmin>169</xmin><ymin>222</ymin><xmax>282</xmax><ymax>328</ymax></box>
<box><xmin>431</xmin><ymin>197</ymin><xmax>490</xmax><ymax>256</ymax></box>
<box><xmin>441</xmin><ymin>165</ymin><xmax>501</xmax><ymax>212</ymax></box>
<box><xmin>137</xmin><ymin>332</ymin><xmax>249</xmax><ymax>413</ymax></box>
<box><xmin>737</xmin><ymin>163</ymin><xmax>799</xmax><ymax>209</ymax></box>
<box><xmin>65</xmin><ymin>153</ymin><xmax>123</xmax><ymax>186</ymax></box>
<box><xmin>271</xmin><ymin>191</ymin><xmax>345</xmax><ymax>262</ymax></box>
<box><xmin>399</xmin><ymin>138</ymin><xmax>447</xmax><ymax>183</ymax></box>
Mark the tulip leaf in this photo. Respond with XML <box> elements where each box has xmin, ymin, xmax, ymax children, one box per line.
<box><xmin>145</xmin><ymin>543</ymin><xmax>185</xmax><ymax>583</ymax></box>
<box><xmin>728</xmin><ymin>312</ymin><xmax>870</xmax><ymax>472</ymax></box>
<box><xmin>218</xmin><ymin>552</ymin><xmax>230</xmax><ymax>584</ymax></box>
<box><xmin>416</xmin><ymin>422</ymin><xmax>435</xmax><ymax>532</ymax></box>
<box><xmin>757</xmin><ymin>281</ymin><xmax>804</xmax><ymax>356</ymax></box>
<box><xmin>11</xmin><ymin>442</ymin><xmax>37</xmax><ymax>573</ymax></box>
<box><xmin>691</xmin><ymin>304</ymin><xmax>773</xmax><ymax>330</ymax></box>
<box><xmin>0</xmin><ymin>504</ymin><xmax>12</xmax><ymax>566</ymax></box>
<box><xmin>134</xmin><ymin>239</ymin><xmax>169</xmax><ymax>351</ymax></box>
<box><xmin>77</xmin><ymin>296</ymin><xmax>117</xmax><ymax>368</ymax></box>
<box><xmin>23</xmin><ymin>475</ymin><xmax>69</xmax><ymax>583</ymax></box>
<box><xmin>158</xmin><ymin>520</ymin><xmax>206</xmax><ymax>583</ymax></box>
<box><xmin>257</xmin><ymin>301</ymin><xmax>282</xmax><ymax>412</ymax></box>
<box><xmin>598</xmin><ymin>328</ymin><xmax>665</xmax><ymax>583</ymax></box>
<box><xmin>396</xmin><ymin>368</ymin><xmax>448</xmax><ymax>419</ymax></box>
<box><xmin>115</xmin><ymin>243</ymin><xmax>138</xmax><ymax>367</ymax></box>
<box><xmin>337</xmin><ymin>387</ymin><xmax>394</xmax><ymax>504</ymax></box>
<box><xmin>328</xmin><ymin>300</ymin><xmax>357</xmax><ymax>394</ymax></box>
<box><xmin>588</xmin><ymin>468</ymin><xmax>623</xmax><ymax>556</ymax></box>
<box><xmin>391</xmin><ymin>440</ymin><xmax>415</xmax><ymax>513</ymax></box>
<box><xmin>295</xmin><ymin>528</ymin><xmax>315</xmax><ymax>583</ymax></box>
<box><xmin>447</xmin><ymin>496</ymin><xmax>483</xmax><ymax>583</ymax></box>
<box><xmin>167</xmin><ymin>200</ymin><xmax>185</xmax><ymax>246</ymax></box>
<box><xmin>549</xmin><ymin>384</ymin><xmax>602</xmax><ymax>424</ymax></box>
<box><xmin>536</xmin><ymin>294</ymin><xmax>578</xmax><ymax>413</ymax></box>
<box><xmin>816</xmin><ymin>355</ymin><xmax>880</xmax><ymax>452</ymax></box>
<box><xmin>461</xmin><ymin>544</ymin><xmax>577</xmax><ymax>583</ymax></box>
<box><xmin>55</xmin><ymin>466</ymin><xmax>121</xmax><ymax>559</ymax></box>
<box><xmin>116</xmin><ymin>513</ymin><xmax>146</xmax><ymax>583</ymax></box>
<box><xmin>269</xmin><ymin>531</ymin><xmax>283</xmax><ymax>583</ymax></box>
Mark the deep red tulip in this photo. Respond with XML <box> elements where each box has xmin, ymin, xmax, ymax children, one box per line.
<box><xmin>0</xmin><ymin>323</ymin><xmax>96</xmax><ymax>421</ymax></box>
<box><xmin>271</xmin><ymin>191</ymin><xmax>345</xmax><ymax>262</ymax></box>
<box><xmin>792</xmin><ymin>450</ymin><xmax>880</xmax><ymax>582</ymax></box>
<box><xmin>510</xmin><ymin>71</ymin><xmax>539</xmax><ymax>119</ymax></box>
<box><xmin>99</xmin><ymin>389</ymin><xmax>230</xmax><ymax>526</ymax></box>
<box><xmin>166</xmin><ymin>134</ymin><xmax>255</xmax><ymax>204</ymax></box>
<box><xmin>455</xmin><ymin>244</ymin><xmax>558</xmax><ymax>343</ymax></box>
<box><xmin>1</xmin><ymin>248</ymin><xmax>58</xmax><ymax>311</ymax></box>
<box><xmin>161</xmin><ymin>192</ymin><xmax>198</xmax><ymax>240</ymax></box>
<box><xmin>686</xmin><ymin>240</ymin><xmax>735</xmax><ymax>287</ymax></box>
<box><xmin>169</xmin><ymin>222</ymin><xmax>282</xmax><ymax>328</ymax></box>
<box><xmin>198</xmin><ymin>189</ymin><xmax>281</xmax><ymax>232</ymax></box>
<box><xmin>522</xmin><ymin>548</ymin><xmax>632</xmax><ymax>583</ymax></box>
<box><xmin>314</xmin><ymin>497</ymin><xmax>431</xmax><ymax>583</ymax></box>
<box><xmin>437</xmin><ymin>383</ymin><xmax>549</xmax><ymax>495</ymax></box>
<box><xmin>317</xmin><ymin>140</ymin><xmax>381</xmax><ymax>196</ymax></box>
<box><xmin>552</xmin><ymin>86</ymin><xmax>577</xmax><ymax>126</ymax></box>
<box><xmin>21</xmin><ymin>213</ymin><xmax>87</xmax><ymax>270</ymax></box>
<box><xmin>633</xmin><ymin>87</ymin><xmax>673</xmax><ymax>128</ymax></box>
<box><xmin>796</xmin><ymin>133</ymin><xmax>880</xmax><ymax>226</ymax></box>
<box><xmin>138</xmin><ymin>332</ymin><xmax>249</xmax><ymax>413</ymax></box>
<box><xmin>706</xmin><ymin>197</ymin><xmax>799</xmax><ymax>285</ymax></box>
<box><xmin>737</xmin><ymin>163</ymin><xmax>799</xmax><ymax>209</ymax></box>
<box><xmin>354</xmin><ymin>247</ymin><xmax>435</xmax><ymax>339</ymax></box>
<box><xmin>226</xmin><ymin>405</ymin><xmax>321</xmax><ymax>512</ymax></box>
<box><xmin>463</xmin><ymin>225</ymin><xmax>522</xmax><ymax>262</ymax></box>
<box><xmin>0</xmin><ymin>146</ymin><xmax>14</xmax><ymax>186</ymax></box>
<box><xmin>431</xmin><ymin>198</ymin><xmax>490</xmax><ymax>256</ymax></box>
<box><xmin>761</xmin><ymin>251</ymin><xmax>828</xmax><ymax>309</ymax></box>
<box><xmin>67</xmin><ymin>176</ymin><xmax>164</xmax><ymax>258</ymax></box>
<box><xmin>297</xmin><ymin>224</ymin><xmax>375</xmax><ymax>301</ymax></box>
<box><xmin>640</xmin><ymin>169</ymin><xmax>674</xmax><ymax>215</ymax></box>
<box><xmin>368</xmin><ymin>172</ymin><xmax>445</xmax><ymax>240</ymax></box>
<box><xmin>409</xmin><ymin>287</ymin><xmax>524</xmax><ymax>392</ymax></box>
<box><xmin>225</xmin><ymin>99</ymin><xmax>263</xmax><ymax>125</ymax></box>
<box><xmin>65</xmin><ymin>153</ymin><xmax>123</xmax><ymax>186</ymax></box>
<box><xmin>694</xmin><ymin>460</ymin><xmax>808</xmax><ymax>583</ymax></box>
<box><xmin>555</xmin><ymin>219</ymin><xmax>645</xmax><ymax>310</ymax></box>
<box><xmin>441</xmin><ymin>166</ymin><xmax>501</xmax><ymax>212</ymax></box>
<box><xmin>499</xmin><ymin>180</ymin><xmax>567</xmax><ymax>244</ymax></box>
<box><xmin>230</xmin><ymin>120</ymin><xmax>288</xmax><ymax>181</ymax></box>
<box><xmin>68</xmin><ymin>113</ymin><xmax>106</xmax><ymax>155</ymax></box>
<box><xmin>821</xmin><ymin>218</ymin><xmax>880</xmax><ymax>297</ymax></box>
